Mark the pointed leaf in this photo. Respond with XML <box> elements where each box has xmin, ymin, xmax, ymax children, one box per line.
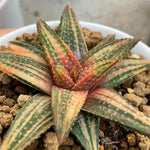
<box><xmin>72</xmin><ymin>111</ymin><xmax>100</xmax><ymax>150</ymax></box>
<box><xmin>72</xmin><ymin>59</ymin><xmax>118</xmax><ymax>91</ymax></box>
<box><xmin>80</xmin><ymin>38</ymin><xmax>139</xmax><ymax>67</ymax></box>
<box><xmin>70</xmin><ymin>66</ymin><xmax>79</xmax><ymax>82</ymax></box>
<box><xmin>0</xmin><ymin>94</ymin><xmax>53</xmax><ymax>150</ymax></box>
<box><xmin>52</xmin><ymin>65</ymin><xmax>74</xmax><ymax>89</ymax></box>
<box><xmin>37</xmin><ymin>18</ymin><xmax>82</xmax><ymax>72</ymax></box>
<box><xmin>0</xmin><ymin>52</ymin><xmax>53</xmax><ymax>95</ymax></box>
<box><xmin>98</xmin><ymin>34</ymin><xmax>115</xmax><ymax>46</ymax></box>
<box><xmin>100</xmin><ymin>58</ymin><xmax>150</xmax><ymax>88</ymax></box>
<box><xmin>82</xmin><ymin>88</ymin><xmax>150</xmax><ymax>137</ymax></box>
<box><xmin>57</xmin><ymin>4</ymin><xmax>88</xmax><ymax>59</ymax></box>
<box><xmin>9</xmin><ymin>41</ymin><xmax>48</xmax><ymax>65</ymax></box>
<box><xmin>51</xmin><ymin>86</ymin><xmax>88</xmax><ymax>144</ymax></box>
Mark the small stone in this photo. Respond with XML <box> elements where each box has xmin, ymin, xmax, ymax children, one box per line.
<box><xmin>100</xmin><ymin>130</ymin><xmax>104</xmax><ymax>137</ymax></box>
<box><xmin>15</xmin><ymin>86</ymin><xmax>28</xmax><ymax>94</ymax></box>
<box><xmin>22</xmin><ymin>33</ymin><xmax>33</xmax><ymax>42</ymax></box>
<box><xmin>0</xmin><ymin>112</ymin><xmax>13</xmax><ymax>128</ymax></box>
<box><xmin>99</xmin><ymin>145</ymin><xmax>104</xmax><ymax>150</ymax></box>
<box><xmin>0</xmin><ymin>73</ymin><xmax>12</xmax><ymax>84</ymax></box>
<box><xmin>17</xmin><ymin>95</ymin><xmax>31</xmax><ymax>107</ymax></box>
<box><xmin>0</xmin><ymin>105</ymin><xmax>10</xmax><ymax>113</ymax></box>
<box><xmin>136</xmin><ymin>133</ymin><xmax>150</xmax><ymax>150</ymax></box>
<box><xmin>90</xmin><ymin>31</ymin><xmax>103</xmax><ymax>40</ymax></box>
<box><xmin>127</xmin><ymin>133</ymin><xmax>137</xmax><ymax>146</ymax></box>
<box><xmin>124</xmin><ymin>93</ymin><xmax>145</xmax><ymax>107</ymax></box>
<box><xmin>10</xmin><ymin>104</ymin><xmax>20</xmax><ymax>116</ymax></box>
<box><xmin>59</xmin><ymin>146</ymin><xmax>71</xmax><ymax>150</ymax></box>
<box><xmin>104</xmin><ymin>144</ymin><xmax>113</xmax><ymax>150</ymax></box>
<box><xmin>127</xmin><ymin>88</ymin><xmax>134</xmax><ymax>93</ymax></box>
<box><xmin>43</xmin><ymin>132</ymin><xmax>58</xmax><ymax>150</ymax></box>
<box><xmin>72</xmin><ymin>144</ymin><xmax>83</xmax><ymax>150</ymax></box>
<box><xmin>25</xmin><ymin>139</ymin><xmax>39</xmax><ymax>150</ymax></box>
<box><xmin>129</xmin><ymin>147</ymin><xmax>139</xmax><ymax>150</ymax></box>
<box><xmin>4</xmin><ymin>89</ymin><xmax>14</xmax><ymax>98</ymax></box>
<box><xmin>123</xmin><ymin>78</ymin><xmax>134</xmax><ymax>88</ymax></box>
<box><xmin>0</xmin><ymin>137</ymin><xmax>2</xmax><ymax>145</ymax></box>
<box><xmin>120</xmin><ymin>140</ymin><xmax>128</xmax><ymax>149</ymax></box>
<box><xmin>3</xmin><ymin>98</ymin><xmax>16</xmax><ymax>107</ymax></box>
<box><xmin>0</xmin><ymin>95</ymin><xmax>6</xmax><ymax>103</ymax></box>
<box><xmin>135</xmin><ymin>72</ymin><xmax>150</xmax><ymax>83</ymax></box>
<box><xmin>0</xmin><ymin>123</ymin><xmax>3</xmax><ymax>134</ymax></box>
<box><xmin>140</xmin><ymin>105</ymin><xmax>150</xmax><ymax>117</ymax></box>
<box><xmin>62</xmin><ymin>137</ymin><xmax>74</xmax><ymax>146</ymax></box>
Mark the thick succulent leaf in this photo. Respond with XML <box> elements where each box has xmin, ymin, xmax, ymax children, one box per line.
<box><xmin>70</xmin><ymin>66</ymin><xmax>79</xmax><ymax>82</ymax></box>
<box><xmin>72</xmin><ymin>59</ymin><xmax>118</xmax><ymax>91</ymax></box>
<box><xmin>80</xmin><ymin>38</ymin><xmax>139</xmax><ymax>67</ymax></box>
<box><xmin>98</xmin><ymin>34</ymin><xmax>115</xmax><ymax>46</ymax></box>
<box><xmin>9</xmin><ymin>41</ymin><xmax>48</xmax><ymax>65</ymax></box>
<box><xmin>0</xmin><ymin>94</ymin><xmax>53</xmax><ymax>150</ymax></box>
<box><xmin>51</xmin><ymin>86</ymin><xmax>88</xmax><ymax>144</ymax></box>
<box><xmin>57</xmin><ymin>4</ymin><xmax>88</xmax><ymax>59</ymax></box>
<box><xmin>37</xmin><ymin>18</ymin><xmax>82</xmax><ymax>72</ymax></box>
<box><xmin>72</xmin><ymin>111</ymin><xmax>100</xmax><ymax>150</ymax></box>
<box><xmin>52</xmin><ymin>65</ymin><xmax>74</xmax><ymax>89</ymax></box>
<box><xmin>82</xmin><ymin>88</ymin><xmax>150</xmax><ymax>137</ymax></box>
<box><xmin>0</xmin><ymin>52</ymin><xmax>53</xmax><ymax>95</ymax></box>
<box><xmin>100</xmin><ymin>58</ymin><xmax>150</xmax><ymax>88</ymax></box>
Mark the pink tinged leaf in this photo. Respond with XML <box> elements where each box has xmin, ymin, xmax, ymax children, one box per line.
<box><xmin>72</xmin><ymin>59</ymin><xmax>118</xmax><ymax>91</ymax></box>
<box><xmin>51</xmin><ymin>86</ymin><xmax>88</xmax><ymax>145</ymax></box>
<box><xmin>52</xmin><ymin>65</ymin><xmax>75</xmax><ymax>89</ymax></box>
<box><xmin>9</xmin><ymin>41</ymin><xmax>48</xmax><ymax>66</ymax></box>
<box><xmin>57</xmin><ymin>4</ymin><xmax>88</xmax><ymax>59</ymax></box>
<box><xmin>99</xmin><ymin>58</ymin><xmax>150</xmax><ymax>88</ymax></box>
<box><xmin>70</xmin><ymin>66</ymin><xmax>79</xmax><ymax>82</ymax></box>
<box><xmin>82</xmin><ymin>87</ymin><xmax>150</xmax><ymax>137</ymax></box>
<box><xmin>37</xmin><ymin>18</ymin><xmax>82</xmax><ymax>72</ymax></box>
<box><xmin>80</xmin><ymin>38</ymin><xmax>140</xmax><ymax>67</ymax></box>
<box><xmin>0</xmin><ymin>52</ymin><xmax>53</xmax><ymax>95</ymax></box>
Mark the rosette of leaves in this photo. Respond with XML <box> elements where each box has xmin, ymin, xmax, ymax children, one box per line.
<box><xmin>1</xmin><ymin>4</ymin><xmax>150</xmax><ymax>150</ymax></box>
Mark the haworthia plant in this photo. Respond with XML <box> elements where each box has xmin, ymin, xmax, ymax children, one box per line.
<box><xmin>0</xmin><ymin>4</ymin><xmax>150</xmax><ymax>150</ymax></box>
<box><xmin>72</xmin><ymin>111</ymin><xmax>100</xmax><ymax>150</ymax></box>
<box><xmin>0</xmin><ymin>94</ymin><xmax>53</xmax><ymax>150</ymax></box>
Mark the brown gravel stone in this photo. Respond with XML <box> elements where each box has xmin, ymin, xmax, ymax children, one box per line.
<box><xmin>0</xmin><ymin>137</ymin><xmax>2</xmax><ymax>145</ymax></box>
<box><xmin>62</xmin><ymin>137</ymin><xmax>74</xmax><ymax>146</ymax></box>
<box><xmin>43</xmin><ymin>132</ymin><xmax>58</xmax><ymax>150</ymax></box>
<box><xmin>25</xmin><ymin>139</ymin><xmax>39</xmax><ymax>150</ymax></box>
<box><xmin>59</xmin><ymin>146</ymin><xmax>71</xmax><ymax>150</ymax></box>
<box><xmin>22</xmin><ymin>33</ymin><xmax>33</xmax><ymax>42</ymax></box>
<box><xmin>17</xmin><ymin>95</ymin><xmax>31</xmax><ymax>107</ymax></box>
<box><xmin>3</xmin><ymin>98</ymin><xmax>16</xmax><ymax>107</ymax></box>
<box><xmin>0</xmin><ymin>105</ymin><xmax>10</xmax><ymax>113</ymax></box>
<box><xmin>127</xmin><ymin>133</ymin><xmax>137</xmax><ymax>146</ymax></box>
<box><xmin>135</xmin><ymin>72</ymin><xmax>150</xmax><ymax>84</ymax></box>
<box><xmin>15</xmin><ymin>86</ymin><xmax>28</xmax><ymax>94</ymax></box>
<box><xmin>140</xmin><ymin>105</ymin><xmax>150</xmax><ymax>117</ymax></box>
<box><xmin>4</xmin><ymin>89</ymin><xmax>14</xmax><ymax>98</ymax></box>
<box><xmin>72</xmin><ymin>144</ymin><xmax>83</xmax><ymax>150</ymax></box>
<box><xmin>123</xmin><ymin>78</ymin><xmax>134</xmax><ymax>88</ymax></box>
<box><xmin>128</xmin><ymin>147</ymin><xmax>139</xmax><ymax>150</ymax></box>
<box><xmin>99</xmin><ymin>145</ymin><xmax>104</xmax><ymax>150</ymax></box>
<box><xmin>0</xmin><ymin>95</ymin><xmax>6</xmax><ymax>103</ymax></box>
<box><xmin>124</xmin><ymin>93</ymin><xmax>145</xmax><ymax>107</ymax></box>
<box><xmin>0</xmin><ymin>112</ymin><xmax>13</xmax><ymax>128</ymax></box>
<box><xmin>104</xmin><ymin>144</ymin><xmax>113</xmax><ymax>150</ymax></box>
<box><xmin>10</xmin><ymin>104</ymin><xmax>20</xmax><ymax>116</ymax></box>
<box><xmin>0</xmin><ymin>123</ymin><xmax>3</xmax><ymax>134</ymax></box>
<box><xmin>0</xmin><ymin>73</ymin><xmax>12</xmax><ymax>84</ymax></box>
<box><xmin>120</xmin><ymin>140</ymin><xmax>128</xmax><ymax>149</ymax></box>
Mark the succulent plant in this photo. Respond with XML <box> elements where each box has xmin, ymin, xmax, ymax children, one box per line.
<box><xmin>0</xmin><ymin>4</ymin><xmax>150</xmax><ymax>150</ymax></box>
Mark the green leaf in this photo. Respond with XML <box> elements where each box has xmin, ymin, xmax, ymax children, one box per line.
<box><xmin>82</xmin><ymin>87</ymin><xmax>150</xmax><ymax>137</ymax></box>
<box><xmin>99</xmin><ymin>58</ymin><xmax>150</xmax><ymax>88</ymax></box>
<box><xmin>51</xmin><ymin>86</ymin><xmax>88</xmax><ymax>144</ymax></box>
<box><xmin>72</xmin><ymin>59</ymin><xmax>118</xmax><ymax>91</ymax></box>
<box><xmin>72</xmin><ymin>111</ymin><xmax>100</xmax><ymax>150</ymax></box>
<box><xmin>37</xmin><ymin>18</ymin><xmax>82</xmax><ymax>72</ymax></box>
<box><xmin>52</xmin><ymin>65</ymin><xmax>74</xmax><ymax>89</ymax></box>
<box><xmin>80</xmin><ymin>38</ymin><xmax>139</xmax><ymax>67</ymax></box>
<box><xmin>9</xmin><ymin>41</ymin><xmax>48</xmax><ymax>65</ymax></box>
<box><xmin>0</xmin><ymin>94</ymin><xmax>53</xmax><ymax>150</ymax></box>
<box><xmin>0</xmin><ymin>52</ymin><xmax>53</xmax><ymax>95</ymax></box>
<box><xmin>57</xmin><ymin>4</ymin><xmax>88</xmax><ymax>59</ymax></box>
